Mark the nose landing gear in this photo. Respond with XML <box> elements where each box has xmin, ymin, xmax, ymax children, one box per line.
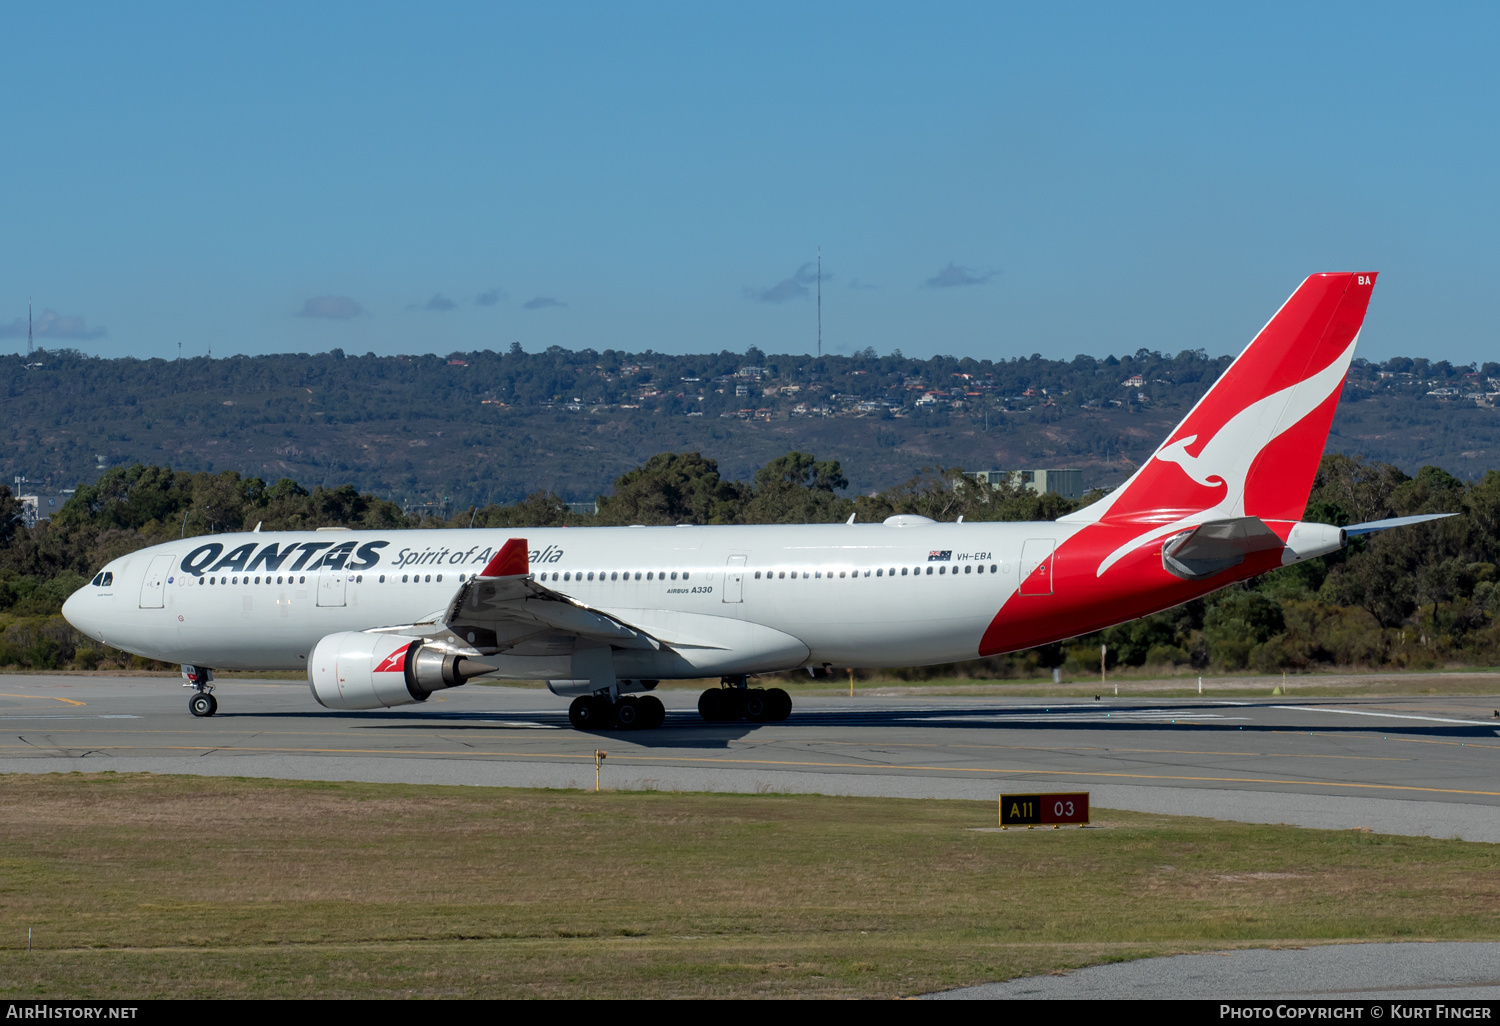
<box><xmin>182</xmin><ymin>664</ymin><xmax>217</xmax><ymax>717</ymax></box>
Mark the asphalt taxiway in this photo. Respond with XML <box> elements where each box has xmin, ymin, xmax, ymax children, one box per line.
<box><xmin>2</xmin><ymin>674</ymin><xmax>1499</xmax><ymax>842</ymax></box>
<box><xmin>930</xmin><ymin>942</ymin><xmax>1500</xmax><ymax>999</ymax></box>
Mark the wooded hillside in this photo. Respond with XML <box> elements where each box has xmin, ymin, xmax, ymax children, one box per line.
<box><xmin>7</xmin><ymin>345</ymin><xmax>1500</xmax><ymax>509</ymax></box>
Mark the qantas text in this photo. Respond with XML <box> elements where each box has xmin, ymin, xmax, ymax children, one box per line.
<box><xmin>177</xmin><ymin>540</ymin><xmax>564</xmax><ymax>576</ymax></box>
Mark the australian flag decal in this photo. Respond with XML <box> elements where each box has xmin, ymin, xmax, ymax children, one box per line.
<box><xmin>928</xmin><ymin>550</ymin><xmax>952</xmax><ymax>562</ymax></box>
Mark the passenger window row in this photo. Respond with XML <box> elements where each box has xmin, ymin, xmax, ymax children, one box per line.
<box><xmin>753</xmin><ymin>564</ymin><xmax>1000</xmax><ymax>579</ymax></box>
<box><xmin>534</xmin><ymin>570</ymin><xmax>689</xmax><ymax>583</ymax></box>
<box><xmin>202</xmin><ymin>574</ymin><xmax>316</xmax><ymax>585</ymax></box>
<box><xmin>126</xmin><ymin>563</ymin><xmax>1003</xmax><ymax>591</ymax></box>
<box><xmin>201</xmin><ymin>572</ymin><xmax>454</xmax><ymax>586</ymax></box>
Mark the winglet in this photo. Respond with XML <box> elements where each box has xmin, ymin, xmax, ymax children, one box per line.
<box><xmin>480</xmin><ymin>538</ymin><xmax>529</xmax><ymax>578</ymax></box>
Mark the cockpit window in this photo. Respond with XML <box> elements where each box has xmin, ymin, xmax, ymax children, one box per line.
<box><xmin>91</xmin><ymin>573</ymin><xmax>102</xmax><ymax>586</ymax></box>
<box><xmin>93</xmin><ymin>572</ymin><xmax>114</xmax><ymax>587</ymax></box>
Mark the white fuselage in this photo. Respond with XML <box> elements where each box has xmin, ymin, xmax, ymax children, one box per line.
<box><xmin>62</xmin><ymin>521</ymin><xmax>1082</xmax><ymax>680</ymax></box>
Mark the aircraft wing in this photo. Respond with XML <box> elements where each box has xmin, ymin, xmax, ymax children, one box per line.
<box><xmin>436</xmin><ymin>538</ymin><xmax>661</xmax><ymax>655</ymax></box>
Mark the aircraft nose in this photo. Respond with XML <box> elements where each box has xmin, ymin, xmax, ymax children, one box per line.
<box><xmin>62</xmin><ymin>587</ymin><xmax>100</xmax><ymax>641</ymax></box>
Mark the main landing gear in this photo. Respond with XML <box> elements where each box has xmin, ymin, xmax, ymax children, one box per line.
<box><xmin>698</xmin><ymin>676</ymin><xmax>791</xmax><ymax>723</ymax></box>
<box><xmin>568</xmin><ymin>692</ymin><xmax>667</xmax><ymax>731</ymax></box>
<box><xmin>183</xmin><ymin>664</ymin><xmax>217</xmax><ymax>717</ymax></box>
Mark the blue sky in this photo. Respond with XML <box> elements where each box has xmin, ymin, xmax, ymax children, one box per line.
<box><xmin>3</xmin><ymin>3</ymin><xmax>1497</xmax><ymax>364</ymax></box>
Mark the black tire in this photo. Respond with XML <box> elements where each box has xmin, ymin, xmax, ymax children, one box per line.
<box><xmin>720</xmin><ymin>688</ymin><xmax>746</xmax><ymax>721</ymax></box>
<box><xmin>570</xmin><ymin>696</ymin><xmax>614</xmax><ymax>730</ymax></box>
<box><xmin>767</xmin><ymin>687</ymin><xmax>792</xmax><ymax>721</ymax></box>
<box><xmin>639</xmin><ymin>694</ymin><xmax>666</xmax><ymax>729</ymax></box>
<box><xmin>189</xmin><ymin>692</ymin><xmax>216</xmax><ymax>718</ymax></box>
<box><xmin>568</xmin><ymin>696</ymin><xmax>594</xmax><ymax>730</ymax></box>
<box><xmin>616</xmin><ymin>696</ymin><xmax>641</xmax><ymax>729</ymax></box>
<box><xmin>743</xmin><ymin>688</ymin><xmax>769</xmax><ymax>722</ymax></box>
<box><xmin>697</xmin><ymin>688</ymin><xmax>724</xmax><ymax>721</ymax></box>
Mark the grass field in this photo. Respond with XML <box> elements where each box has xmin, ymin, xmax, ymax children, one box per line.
<box><xmin>1</xmin><ymin>774</ymin><xmax>1498</xmax><ymax>998</ymax></box>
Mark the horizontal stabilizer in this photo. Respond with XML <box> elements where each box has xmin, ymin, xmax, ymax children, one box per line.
<box><xmin>1162</xmin><ymin>516</ymin><xmax>1283</xmax><ymax>581</ymax></box>
<box><xmin>1343</xmin><ymin>513</ymin><xmax>1457</xmax><ymax>538</ymax></box>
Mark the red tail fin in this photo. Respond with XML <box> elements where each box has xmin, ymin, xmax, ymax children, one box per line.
<box><xmin>1063</xmin><ymin>272</ymin><xmax>1377</xmax><ymax>528</ymax></box>
<box><xmin>480</xmin><ymin>538</ymin><xmax>529</xmax><ymax>577</ymax></box>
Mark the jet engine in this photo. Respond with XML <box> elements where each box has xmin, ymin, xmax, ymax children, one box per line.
<box><xmin>308</xmin><ymin>632</ymin><xmax>496</xmax><ymax>710</ymax></box>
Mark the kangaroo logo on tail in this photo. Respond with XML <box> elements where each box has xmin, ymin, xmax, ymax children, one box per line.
<box><xmin>1153</xmin><ymin>435</ymin><xmax>1222</xmax><ymax>489</ymax></box>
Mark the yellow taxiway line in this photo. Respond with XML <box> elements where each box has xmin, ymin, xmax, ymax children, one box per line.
<box><xmin>0</xmin><ymin>693</ymin><xmax>86</xmax><ymax>706</ymax></box>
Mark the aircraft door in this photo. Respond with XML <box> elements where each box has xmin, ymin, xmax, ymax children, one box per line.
<box><xmin>1019</xmin><ymin>539</ymin><xmax>1056</xmax><ymax>596</ymax></box>
<box><xmin>317</xmin><ymin>571</ymin><xmax>348</xmax><ymax>608</ymax></box>
<box><xmin>723</xmin><ymin>554</ymin><xmax>746</xmax><ymax>603</ymax></box>
<box><xmin>138</xmin><ymin>554</ymin><xmax>176</xmax><ymax>609</ymax></box>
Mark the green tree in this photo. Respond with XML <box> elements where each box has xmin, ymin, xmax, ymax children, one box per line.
<box><xmin>595</xmin><ymin>452</ymin><xmax>748</xmax><ymax>525</ymax></box>
<box><xmin>738</xmin><ymin>452</ymin><xmax>851</xmax><ymax>524</ymax></box>
<box><xmin>0</xmin><ymin>486</ymin><xmax>22</xmax><ymax>549</ymax></box>
<box><xmin>465</xmin><ymin>492</ymin><xmax>580</xmax><ymax>529</ymax></box>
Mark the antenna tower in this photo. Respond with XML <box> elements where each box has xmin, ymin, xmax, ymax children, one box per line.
<box><xmin>27</xmin><ymin>297</ymin><xmax>33</xmax><ymax>359</ymax></box>
<box><xmin>816</xmin><ymin>247</ymin><xmax>822</xmax><ymax>359</ymax></box>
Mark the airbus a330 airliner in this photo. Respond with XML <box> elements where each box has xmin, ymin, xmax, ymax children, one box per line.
<box><xmin>63</xmin><ymin>273</ymin><xmax>1449</xmax><ymax>729</ymax></box>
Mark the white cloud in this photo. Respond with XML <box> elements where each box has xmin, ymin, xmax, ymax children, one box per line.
<box><xmin>747</xmin><ymin>262</ymin><xmax>832</xmax><ymax>303</ymax></box>
<box><xmin>297</xmin><ymin>296</ymin><xmax>363</xmax><ymax>319</ymax></box>
<box><xmin>925</xmin><ymin>263</ymin><xmax>996</xmax><ymax>288</ymax></box>
<box><xmin>0</xmin><ymin>308</ymin><xmax>106</xmax><ymax>340</ymax></box>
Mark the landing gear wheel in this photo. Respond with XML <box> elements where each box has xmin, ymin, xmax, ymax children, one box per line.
<box><xmin>569</xmin><ymin>695</ymin><xmax>609</xmax><ymax>730</ymax></box>
<box><xmin>743</xmin><ymin>688</ymin><xmax>770</xmax><ymax>722</ymax></box>
<box><xmin>766</xmin><ymin>688</ymin><xmax>792</xmax><ymax>721</ymax></box>
<box><xmin>698</xmin><ymin>688</ymin><xmax>725</xmax><ymax>722</ymax></box>
<box><xmin>639</xmin><ymin>694</ymin><xmax>666</xmax><ymax>729</ymax></box>
<box><xmin>189</xmin><ymin>692</ymin><xmax>217</xmax><ymax>718</ymax></box>
<box><xmin>615</xmin><ymin>696</ymin><xmax>641</xmax><ymax>730</ymax></box>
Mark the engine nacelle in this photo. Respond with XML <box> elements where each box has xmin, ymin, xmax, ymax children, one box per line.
<box><xmin>308</xmin><ymin>632</ymin><xmax>493</xmax><ymax>710</ymax></box>
<box><xmin>1281</xmin><ymin>521</ymin><xmax>1346</xmax><ymax>564</ymax></box>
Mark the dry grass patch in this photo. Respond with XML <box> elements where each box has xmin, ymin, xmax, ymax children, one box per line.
<box><xmin>0</xmin><ymin>773</ymin><xmax>1496</xmax><ymax>998</ymax></box>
